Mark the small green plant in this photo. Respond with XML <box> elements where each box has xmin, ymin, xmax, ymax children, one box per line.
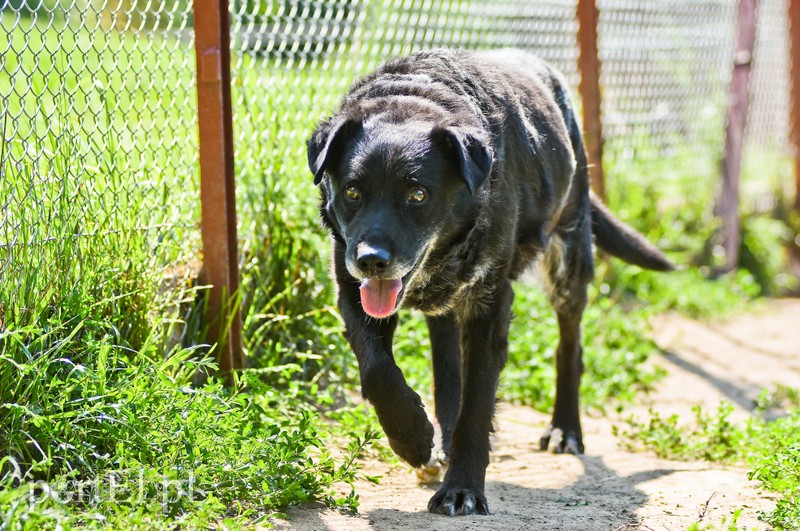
<box><xmin>0</xmin><ymin>344</ymin><xmax>376</xmax><ymax>528</ymax></box>
<box><xmin>613</xmin><ymin>408</ymin><xmax>687</xmax><ymax>459</ymax></box>
<box><xmin>615</xmin><ymin>402</ymin><xmax>749</xmax><ymax>463</ymax></box>
<box><xmin>616</xmin><ymin>396</ymin><xmax>800</xmax><ymax>529</ymax></box>
<box><xmin>750</xmin><ymin>444</ymin><xmax>800</xmax><ymax>530</ymax></box>
<box><xmin>687</xmin><ymin>507</ymin><xmax>744</xmax><ymax>531</ymax></box>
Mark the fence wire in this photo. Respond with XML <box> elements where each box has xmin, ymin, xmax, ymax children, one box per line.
<box><xmin>598</xmin><ymin>0</ymin><xmax>737</xmax><ymax>162</ymax></box>
<box><xmin>0</xmin><ymin>0</ymin><xmax>199</xmax><ymax>322</ymax></box>
<box><xmin>745</xmin><ymin>0</ymin><xmax>792</xmax><ymax>206</ymax></box>
<box><xmin>0</xmin><ymin>0</ymin><xmax>793</xmax><ymax>323</ymax></box>
<box><xmin>229</xmin><ymin>0</ymin><xmax>791</xmax><ymax>198</ymax></box>
<box><xmin>598</xmin><ymin>0</ymin><xmax>791</xmax><ymax>202</ymax></box>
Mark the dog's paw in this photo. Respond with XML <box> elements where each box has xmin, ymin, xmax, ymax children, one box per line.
<box><xmin>382</xmin><ymin>405</ymin><xmax>435</xmax><ymax>467</ymax></box>
<box><xmin>428</xmin><ymin>484</ymin><xmax>489</xmax><ymax>516</ymax></box>
<box><xmin>371</xmin><ymin>386</ymin><xmax>435</xmax><ymax>467</ymax></box>
<box><xmin>539</xmin><ymin>425</ymin><xmax>584</xmax><ymax>454</ymax></box>
<box><xmin>386</xmin><ymin>427</ymin><xmax>434</xmax><ymax>468</ymax></box>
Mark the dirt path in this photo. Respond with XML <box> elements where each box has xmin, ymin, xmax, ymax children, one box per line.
<box><xmin>274</xmin><ymin>299</ymin><xmax>800</xmax><ymax>530</ymax></box>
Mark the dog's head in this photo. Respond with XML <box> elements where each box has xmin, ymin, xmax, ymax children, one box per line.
<box><xmin>308</xmin><ymin>115</ymin><xmax>493</xmax><ymax>318</ymax></box>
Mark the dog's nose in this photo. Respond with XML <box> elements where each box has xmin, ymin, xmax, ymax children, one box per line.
<box><xmin>356</xmin><ymin>244</ymin><xmax>391</xmax><ymax>275</ymax></box>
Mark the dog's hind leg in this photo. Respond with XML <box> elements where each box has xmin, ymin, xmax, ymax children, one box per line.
<box><xmin>426</xmin><ymin>313</ymin><xmax>462</xmax><ymax>463</ymax></box>
<box><xmin>539</xmin><ymin>208</ymin><xmax>594</xmax><ymax>454</ymax></box>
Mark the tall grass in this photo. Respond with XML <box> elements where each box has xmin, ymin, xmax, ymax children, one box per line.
<box><xmin>0</xmin><ymin>114</ymin><xmax>373</xmax><ymax>530</ymax></box>
<box><xmin>0</xmin><ymin>17</ymin><xmax>370</xmax><ymax>529</ymax></box>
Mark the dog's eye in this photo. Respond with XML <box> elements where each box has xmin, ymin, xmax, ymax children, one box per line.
<box><xmin>408</xmin><ymin>187</ymin><xmax>428</xmax><ymax>203</ymax></box>
<box><xmin>344</xmin><ymin>185</ymin><xmax>361</xmax><ymax>201</ymax></box>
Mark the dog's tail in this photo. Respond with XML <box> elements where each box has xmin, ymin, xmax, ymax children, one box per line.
<box><xmin>590</xmin><ymin>193</ymin><xmax>675</xmax><ymax>272</ymax></box>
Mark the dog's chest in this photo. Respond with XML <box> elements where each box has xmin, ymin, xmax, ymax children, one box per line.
<box><xmin>400</xmin><ymin>249</ymin><xmax>498</xmax><ymax>316</ymax></box>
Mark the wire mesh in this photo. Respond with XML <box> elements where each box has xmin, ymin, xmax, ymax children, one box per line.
<box><xmin>0</xmin><ymin>0</ymin><xmax>793</xmax><ymax>327</ymax></box>
<box><xmin>229</xmin><ymin>0</ymin><xmax>581</xmax><ymax>191</ymax></box>
<box><xmin>598</xmin><ymin>0</ymin><xmax>737</xmax><ymax>163</ymax></box>
<box><xmin>744</xmin><ymin>0</ymin><xmax>792</xmax><ymax>206</ymax></box>
<box><xmin>229</xmin><ymin>0</ymin><xmax>791</xmax><ymax>201</ymax></box>
<box><xmin>0</xmin><ymin>0</ymin><xmax>199</xmax><ymax>324</ymax></box>
<box><xmin>598</xmin><ymin>0</ymin><xmax>791</xmax><ymax>204</ymax></box>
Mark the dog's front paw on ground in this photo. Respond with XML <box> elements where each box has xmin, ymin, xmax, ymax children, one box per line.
<box><xmin>428</xmin><ymin>484</ymin><xmax>489</xmax><ymax>516</ymax></box>
<box><xmin>539</xmin><ymin>425</ymin><xmax>584</xmax><ymax>454</ymax></box>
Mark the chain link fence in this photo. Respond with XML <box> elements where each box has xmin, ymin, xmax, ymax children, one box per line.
<box><xmin>598</xmin><ymin>0</ymin><xmax>791</xmax><ymax>204</ymax></box>
<box><xmin>229</xmin><ymin>0</ymin><xmax>582</xmax><ymax>194</ymax></box>
<box><xmin>228</xmin><ymin>0</ymin><xmax>791</xmax><ymax>207</ymax></box>
<box><xmin>1</xmin><ymin>0</ymin><xmax>793</xmax><ymax>334</ymax></box>
<box><xmin>745</xmin><ymin>0</ymin><xmax>792</xmax><ymax>206</ymax></box>
<box><xmin>0</xmin><ymin>0</ymin><xmax>199</xmax><ymax>329</ymax></box>
<box><xmin>598</xmin><ymin>1</ymin><xmax>737</xmax><ymax>164</ymax></box>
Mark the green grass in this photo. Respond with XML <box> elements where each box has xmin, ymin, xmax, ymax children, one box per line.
<box><xmin>0</xmin><ymin>123</ymin><xmax>370</xmax><ymax>529</ymax></box>
<box><xmin>0</xmin><ymin>357</ymin><xmax>375</xmax><ymax>528</ymax></box>
<box><xmin>615</xmin><ymin>389</ymin><xmax>800</xmax><ymax>528</ymax></box>
<box><xmin>2</xmin><ymin>6</ymin><xmax>797</xmax><ymax>529</ymax></box>
<box><xmin>0</xmin><ymin>13</ymin><xmax>372</xmax><ymax>529</ymax></box>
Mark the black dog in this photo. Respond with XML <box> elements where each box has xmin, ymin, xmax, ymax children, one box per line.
<box><xmin>308</xmin><ymin>48</ymin><xmax>672</xmax><ymax>516</ymax></box>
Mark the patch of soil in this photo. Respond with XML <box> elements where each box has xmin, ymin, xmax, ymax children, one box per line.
<box><xmin>272</xmin><ymin>299</ymin><xmax>800</xmax><ymax>530</ymax></box>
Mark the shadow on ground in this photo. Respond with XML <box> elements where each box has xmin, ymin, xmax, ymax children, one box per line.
<box><xmin>273</xmin><ymin>453</ymin><xmax>677</xmax><ymax>530</ymax></box>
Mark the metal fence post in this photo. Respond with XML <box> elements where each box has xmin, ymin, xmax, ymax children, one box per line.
<box><xmin>193</xmin><ymin>0</ymin><xmax>244</xmax><ymax>382</ymax></box>
<box><xmin>790</xmin><ymin>0</ymin><xmax>800</xmax><ymax>279</ymax></box>
<box><xmin>716</xmin><ymin>0</ymin><xmax>758</xmax><ymax>274</ymax></box>
<box><xmin>577</xmin><ymin>0</ymin><xmax>605</xmax><ymax>200</ymax></box>
<box><xmin>791</xmin><ymin>0</ymin><xmax>800</xmax><ymax>212</ymax></box>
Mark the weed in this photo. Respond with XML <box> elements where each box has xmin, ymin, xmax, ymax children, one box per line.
<box><xmin>0</xmin><ymin>342</ymin><xmax>374</xmax><ymax>528</ymax></box>
<box><xmin>616</xmin><ymin>398</ymin><xmax>800</xmax><ymax>528</ymax></box>
<box><xmin>750</xmin><ymin>444</ymin><xmax>800</xmax><ymax>530</ymax></box>
<box><xmin>687</xmin><ymin>507</ymin><xmax>744</xmax><ymax>531</ymax></box>
<box><xmin>615</xmin><ymin>402</ymin><xmax>752</xmax><ymax>463</ymax></box>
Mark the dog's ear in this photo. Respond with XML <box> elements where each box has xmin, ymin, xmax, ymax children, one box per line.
<box><xmin>308</xmin><ymin>118</ymin><xmax>361</xmax><ymax>185</ymax></box>
<box><xmin>431</xmin><ymin>126</ymin><xmax>493</xmax><ymax>194</ymax></box>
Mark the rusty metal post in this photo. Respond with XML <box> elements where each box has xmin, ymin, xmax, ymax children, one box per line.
<box><xmin>577</xmin><ymin>0</ymin><xmax>605</xmax><ymax>200</ymax></box>
<box><xmin>716</xmin><ymin>0</ymin><xmax>758</xmax><ymax>274</ymax></box>
<box><xmin>789</xmin><ymin>0</ymin><xmax>800</xmax><ymax>279</ymax></box>
<box><xmin>791</xmin><ymin>0</ymin><xmax>800</xmax><ymax>212</ymax></box>
<box><xmin>193</xmin><ymin>0</ymin><xmax>244</xmax><ymax>382</ymax></box>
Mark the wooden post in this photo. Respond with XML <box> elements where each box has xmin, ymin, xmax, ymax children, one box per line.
<box><xmin>716</xmin><ymin>0</ymin><xmax>758</xmax><ymax>273</ymax></box>
<box><xmin>789</xmin><ymin>0</ymin><xmax>800</xmax><ymax>279</ymax></box>
<box><xmin>577</xmin><ymin>0</ymin><xmax>605</xmax><ymax>200</ymax></box>
<box><xmin>193</xmin><ymin>0</ymin><xmax>244</xmax><ymax>383</ymax></box>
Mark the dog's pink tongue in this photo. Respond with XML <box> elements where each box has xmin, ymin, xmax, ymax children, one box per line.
<box><xmin>359</xmin><ymin>278</ymin><xmax>403</xmax><ymax>318</ymax></box>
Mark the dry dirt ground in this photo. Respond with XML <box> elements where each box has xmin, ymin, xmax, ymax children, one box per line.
<box><xmin>272</xmin><ymin>299</ymin><xmax>800</xmax><ymax>530</ymax></box>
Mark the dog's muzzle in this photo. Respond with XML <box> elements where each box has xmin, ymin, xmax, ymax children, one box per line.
<box><xmin>349</xmin><ymin>242</ymin><xmax>428</xmax><ymax>319</ymax></box>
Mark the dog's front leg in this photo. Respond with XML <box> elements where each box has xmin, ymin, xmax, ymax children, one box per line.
<box><xmin>427</xmin><ymin>280</ymin><xmax>513</xmax><ymax>516</ymax></box>
<box><xmin>334</xmin><ymin>256</ymin><xmax>434</xmax><ymax>467</ymax></box>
